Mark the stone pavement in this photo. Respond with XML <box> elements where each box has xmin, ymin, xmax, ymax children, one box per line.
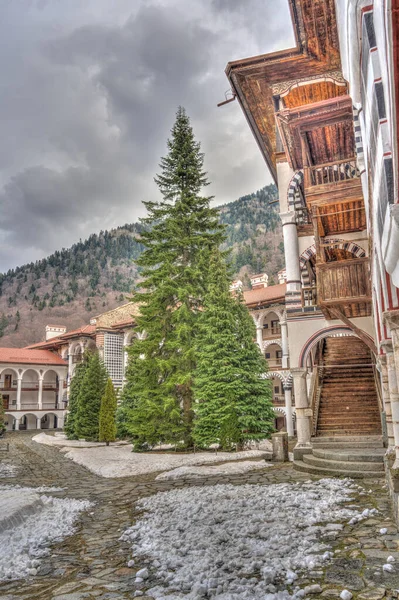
<box><xmin>0</xmin><ymin>433</ymin><xmax>398</xmax><ymax>600</ymax></box>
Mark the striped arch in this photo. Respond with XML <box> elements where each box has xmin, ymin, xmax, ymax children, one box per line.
<box><xmin>299</xmin><ymin>241</ymin><xmax>366</xmax><ymax>287</ymax></box>
<box><xmin>264</xmin><ymin>371</ymin><xmax>285</xmax><ymax>383</ymax></box>
<box><xmin>299</xmin><ymin>244</ymin><xmax>317</xmax><ymax>287</ymax></box>
<box><xmin>287</xmin><ymin>170</ymin><xmax>304</xmax><ymax>211</ymax></box>
<box><xmin>323</xmin><ymin>238</ymin><xmax>366</xmax><ymax>258</ymax></box>
<box><xmin>284</xmin><ymin>373</ymin><xmax>293</xmax><ymax>390</ymax></box>
<box><xmin>298</xmin><ymin>325</ymin><xmax>375</xmax><ymax>367</ymax></box>
<box><xmin>273</xmin><ymin>407</ymin><xmax>286</xmax><ymax>416</ymax></box>
<box><xmin>353</xmin><ymin>106</ymin><xmax>364</xmax><ymax>165</ymax></box>
<box><xmin>273</xmin><ymin>406</ymin><xmax>296</xmax><ymax>422</ymax></box>
<box><xmin>264</xmin><ymin>370</ymin><xmax>293</xmax><ymax>390</ymax></box>
<box><xmin>263</xmin><ymin>339</ymin><xmax>282</xmax><ymax>351</ymax></box>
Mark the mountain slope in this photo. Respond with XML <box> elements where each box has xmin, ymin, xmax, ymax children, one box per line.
<box><xmin>0</xmin><ymin>184</ymin><xmax>283</xmax><ymax>346</ymax></box>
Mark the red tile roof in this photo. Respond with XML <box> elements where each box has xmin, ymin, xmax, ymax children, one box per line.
<box><xmin>58</xmin><ymin>325</ymin><xmax>96</xmax><ymax>338</ymax></box>
<box><xmin>0</xmin><ymin>348</ymin><xmax>67</xmax><ymax>366</ymax></box>
<box><xmin>25</xmin><ymin>324</ymin><xmax>96</xmax><ymax>350</ymax></box>
<box><xmin>243</xmin><ymin>283</ymin><xmax>286</xmax><ymax>306</ymax></box>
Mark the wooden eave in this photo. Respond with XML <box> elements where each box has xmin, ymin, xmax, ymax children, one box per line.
<box><xmin>225</xmin><ymin>0</ymin><xmax>343</xmax><ymax>182</ymax></box>
<box><xmin>276</xmin><ymin>95</ymin><xmax>354</xmax><ymax>169</ymax></box>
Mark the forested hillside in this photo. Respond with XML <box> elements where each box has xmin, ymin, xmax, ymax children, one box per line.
<box><xmin>0</xmin><ymin>184</ymin><xmax>283</xmax><ymax>346</ymax></box>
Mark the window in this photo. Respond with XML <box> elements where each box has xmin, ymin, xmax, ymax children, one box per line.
<box><xmin>274</xmin><ymin>386</ymin><xmax>280</xmax><ymax>394</ymax></box>
<box><xmin>265</xmin><ymin>352</ymin><xmax>271</xmax><ymax>359</ymax></box>
<box><xmin>276</xmin><ymin>350</ymin><xmax>283</xmax><ymax>359</ymax></box>
<box><xmin>104</xmin><ymin>332</ymin><xmax>124</xmax><ymax>388</ymax></box>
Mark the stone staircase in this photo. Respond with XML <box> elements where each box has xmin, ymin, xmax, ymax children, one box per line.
<box><xmin>294</xmin><ymin>436</ymin><xmax>385</xmax><ymax>478</ymax></box>
<box><xmin>316</xmin><ymin>337</ymin><xmax>381</xmax><ymax>436</ymax></box>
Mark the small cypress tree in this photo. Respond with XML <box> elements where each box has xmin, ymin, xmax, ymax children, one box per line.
<box><xmin>64</xmin><ymin>353</ymin><xmax>91</xmax><ymax>440</ymax></box>
<box><xmin>193</xmin><ymin>250</ymin><xmax>275</xmax><ymax>450</ymax></box>
<box><xmin>75</xmin><ymin>352</ymin><xmax>107</xmax><ymax>441</ymax></box>
<box><xmin>123</xmin><ymin>107</ymin><xmax>224</xmax><ymax>448</ymax></box>
<box><xmin>99</xmin><ymin>378</ymin><xmax>117</xmax><ymax>446</ymax></box>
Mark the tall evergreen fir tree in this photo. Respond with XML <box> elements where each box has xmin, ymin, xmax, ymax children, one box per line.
<box><xmin>64</xmin><ymin>352</ymin><xmax>91</xmax><ymax>440</ymax></box>
<box><xmin>122</xmin><ymin>107</ymin><xmax>224</xmax><ymax>448</ymax></box>
<box><xmin>193</xmin><ymin>250</ymin><xmax>275</xmax><ymax>450</ymax></box>
<box><xmin>75</xmin><ymin>352</ymin><xmax>107</xmax><ymax>441</ymax></box>
<box><xmin>99</xmin><ymin>378</ymin><xmax>117</xmax><ymax>445</ymax></box>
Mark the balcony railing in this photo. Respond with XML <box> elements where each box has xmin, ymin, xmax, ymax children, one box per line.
<box><xmin>266</xmin><ymin>358</ymin><xmax>282</xmax><ymax>368</ymax></box>
<box><xmin>262</xmin><ymin>327</ymin><xmax>281</xmax><ymax>339</ymax></box>
<box><xmin>302</xmin><ymin>285</ymin><xmax>318</xmax><ymax>308</ymax></box>
<box><xmin>304</xmin><ymin>157</ymin><xmax>360</xmax><ymax>188</ymax></box>
<box><xmin>317</xmin><ymin>257</ymin><xmax>371</xmax><ymax>306</ymax></box>
<box><xmin>7</xmin><ymin>403</ymin><xmax>60</xmax><ymax>411</ymax></box>
<box><xmin>0</xmin><ymin>382</ymin><xmax>58</xmax><ymax>391</ymax></box>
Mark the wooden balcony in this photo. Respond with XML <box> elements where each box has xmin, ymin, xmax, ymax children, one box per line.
<box><xmin>304</xmin><ymin>158</ymin><xmax>366</xmax><ymax>236</ymax></box>
<box><xmin>317</xmin><ymin>257</ymin><xmax>372</xmax><ymax>319</ymax></box>
<box><xmin>304</xmin><ymin>157</ymin><xmax>360</xmax><ymax>189</ymax></box>
<box><xmin>262</xmin><ymin>327</ymin><xmax>281</xmax><ymax>339</ymax></box>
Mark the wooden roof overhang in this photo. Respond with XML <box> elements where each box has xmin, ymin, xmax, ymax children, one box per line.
<box><xmin>225</xmin><ymin>0</ymin><xmax>343</xmax><ymax>182</ymax></box>
<box><xmin>276</xmin><ymin>95</ymin><xmax>354</xmax><ymax>170</ymax></box>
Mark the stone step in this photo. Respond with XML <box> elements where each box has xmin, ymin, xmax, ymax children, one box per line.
<box><xmin>303</xmin><ymin>454</ymin><xmax>384</xmax><ymax>472</ymax></box>
<box><xmin>293</xmin><ymin>459</ymin><xmax>384</xmax><ymax>479</ymax></box>
<box><xmin>312</xmin><ymin>435</ymin><xmax>383</xmax><ymax>443</ymax></box>
<box><xmin>312</xmin><ymin>447</ymin><xmax>385</xmax><ymax>463</ymax></box>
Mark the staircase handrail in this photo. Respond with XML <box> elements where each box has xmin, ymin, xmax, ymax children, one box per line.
<box><xmin>371</xmin><ymin>355</ymin><xmax>384</xmax><ymax>414</ymax></box>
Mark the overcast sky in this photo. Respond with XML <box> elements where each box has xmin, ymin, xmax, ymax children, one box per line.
<box><xmin>0</xmin><ymin>0</ymin><xmax>294</xmax><ymax>272</ymax></box>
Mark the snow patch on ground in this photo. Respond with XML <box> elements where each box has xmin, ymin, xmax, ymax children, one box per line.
<box><xmin>122</xmin><ymin>478</ymin><xmax>365</xmax><ymax>599</ymax></box>
<box><xmin>44</xmin><ymin>443</ymin><xmax>270</xmax><ymax>478</ymax></box>
<box><xmin>156</xmin><ymin>460</ymin><xmax>271</xmax><ymax>480</ymax></box>
<box><xmin>0</xmin><ymin>463</ymin><xmax>18</xmax><ymax>478</ymax></box>
<box><xmin>0</xmin><ymin>485</ymin><xmax>91</xmax><ymax>581</ymax></box>
<box><xmin>33</xmin><ymin>432</ymin><xmax>111</xmax><ymax>448</ymax></box>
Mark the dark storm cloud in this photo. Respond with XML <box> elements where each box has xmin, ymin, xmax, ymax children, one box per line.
<box><xmin>0</xmin><ymin>0</ymin><xmax>294</xmax><ymax>272</ymax></box>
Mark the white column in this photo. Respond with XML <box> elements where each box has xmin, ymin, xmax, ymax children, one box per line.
<box><xmin>16</xmin><ymin>376</ymin><xmax>22</xmax><ymax>411</ymax></box>
<box><xmin>256</xmin><ymin>326</ymin><xmax>263</xmax><ymax>351</ymax></box>
<box><xmin>15</xmin><ymin>417</ymin><xmax>20</xmax><ymax>431</ymax></box>
<box><xmin>36</xmin><ymin>416</ymin><xmax>41</xmax><ymax>430</ymax></box>
<box><xmin>291</xmin><ymin>367</ymin><xmax>312</xmax><ymax>450</ymax></box>
<box><xmin>68</xmin><ymin>349</ymin><xmax>73</xmax><ymax>380</ymax></box>
<box><xmin>387</xmin><ymin>350</ymin><xmax>399</xmax><ymax>469</ymax></box>
<box><xmin>280</xmin><ymin>320</ymin><xmax>289</xmax><ymax>368</ymax></box>
<box><xmin>58</xmin><ymin>378</ymin><xmax>64</xmax><ymax>409</ymax></box>
<box><xmin>378</xmin><ymin>350</ymin><xmax>394</xmax><ymax>449</ymax></box>
<box><xmin>58</xmin><ymin>415</ymin><xmax>65</xmax><ymax>429</ymax></box>
<box><xmin>284</xmin><ymin>386</ymin><xmax>294</xmax><ymax>436</ymax></box>
<box><xmin>280</xmin><ymin>212</ymin><xmax>301</xmax><ymax>293</ymax></box>
<box><xmin>38</xmin><ymin>376</ymin><xmax>43</xmax><ymax>410</ymax></box>
<box><xmin>383</xmin><ymin>313</ymin><xmax>399</xmax><ymax>469</ymax></box>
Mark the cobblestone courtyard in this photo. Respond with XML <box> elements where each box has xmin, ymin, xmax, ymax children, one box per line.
<box><xmin>0</xmin><ymin>434</ymin><xmax>399</xmax><ymax>600</ymax></box>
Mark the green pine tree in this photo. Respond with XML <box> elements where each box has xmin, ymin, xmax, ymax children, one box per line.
<box><xmin>122</xmin><ymin>107</ymin><xmax>224</xmax><ymax>449</ymax></box>
<box><xmin>75</xmin><ymin>352</ymin><xmax>107</xmax><ymax>441</ymax></box>
<box><xmin>0</xmin><ymin>394</ymin><xmax>5</xmax><ymax>435</ymax></box>
<box><xmin>64</xmin><ymin>353</ymin><xmax>91</xmax><ymax>440</ymax></box>
<box><xmin>193</xmin><ymin>250</ymin><xmax>275</xmax><ymax>450</ymax></box>
<box><xmin>99</xmin><ymin>378</ymin><xmax>117</xmax><ymax>445</ymax></box>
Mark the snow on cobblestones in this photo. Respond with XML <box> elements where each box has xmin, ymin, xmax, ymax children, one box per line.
<box><xmin>0</xmin><ymin>463</ymin><xmax>18</xmax><ymax>478</ymax></box>
<box><xmin>0</xmin><ymin>485</ymin><xmax>91</xmax><ymax>581</ymax></box>
<box><xmin>156</xmin><ymin>460</ymin><xmax>270</xmax><ymax>480</ymax></box>
<box><xmin>47</xmin><ymin>444</ymin><xmax>270</xmax><ymax>478</ymax></box>
<box><xmin>122</xmin><ymin>479</ymin><xmax>368</xmax><ymax>599</ymax></box>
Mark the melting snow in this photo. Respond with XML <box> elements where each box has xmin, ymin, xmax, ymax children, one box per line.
<box><xmin>156</xmin><ymin>460</ymin><xmax>271</xmax><ymax>480</ymax></box>
<box><xmin>0</xmin><ymin>485</ymin><xmax>91</xmax><ymax>581</ymax></box>
<box><xmin>0</xmin><ymin>463</ymin><xmax>18</xmax><ymax>478</ymax></box>
<box><xmin>122</xmin><ymin>478</ymin><xmax>366</xmax><ymax>599</ymax></box>
<box><xmin>41</xmin><ymin>443</ymin><xmax>270</xmax><ymax>478</ymax></box>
